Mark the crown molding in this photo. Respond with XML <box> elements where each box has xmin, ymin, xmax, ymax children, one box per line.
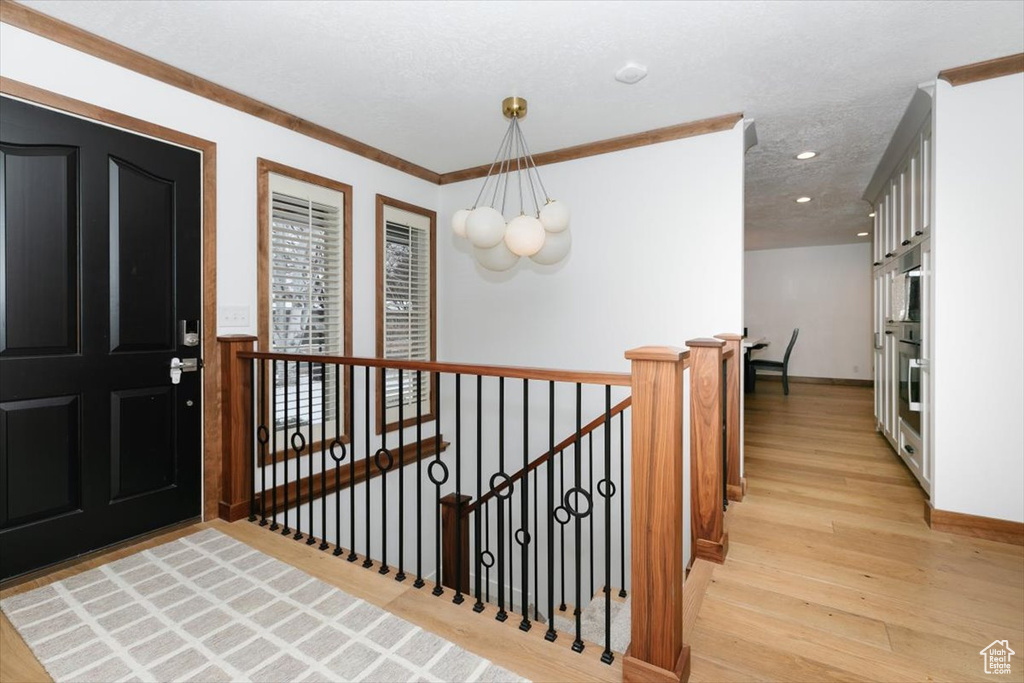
<box><xmin>437</xmin><ymin>113</ymin><xmax>743</xmax><ymax>185</ymax></box>
<box><xmin>1</xmin><ymin>0</ymin><xmax>745</xmax><ymax>187</ymax></box>
<box><xmin>938</xmin><ymin>52</ymin><xmax>1024</xmax><ymax>87</ymax></box>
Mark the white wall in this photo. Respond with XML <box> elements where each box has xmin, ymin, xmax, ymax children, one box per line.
<box><xmin>932</xmin><ymin>74</ymin><xmax>1024</xmax><ymax>523</ymax></box>
<box><xmin>745</xmin><ymin>243</ymin><xmax>872</xmax><ymax>380</ymax></box>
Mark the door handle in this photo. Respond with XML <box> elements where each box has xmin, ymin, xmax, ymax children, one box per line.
<box><xmin>170</xmin><ymin>357</ymin><xmax>200</xmax><ymax>385</ymax></box>
<box><xmin>908</xmin><ymin>358</ymin><xmax>922</xmax><ymax>412</ymax></box>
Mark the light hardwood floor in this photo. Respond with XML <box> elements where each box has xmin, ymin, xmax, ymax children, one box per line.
<box><xmin>687</xmin><ymin>382</ymin><xmax>1024</xmax><ymax>682</ymax></box>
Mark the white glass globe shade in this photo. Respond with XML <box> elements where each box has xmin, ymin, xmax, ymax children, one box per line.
<box><xmin>451</xmin><ymin>208</ymin><xmax>470</xmax><ymax>238</ymax></box>
<box><xmin>530</xmin><ymin>228</ymin><xmax>571</xmax><ymax>265</ymax></box>
<box><xmin>465</xmin><ymin>206</ymin><xmax>506</xmax><ymax>248</ymax></box>
<box><xmin>504</xmin><ymin>215</ymin><xmax>546</xmax><ymax>257</ymax></box>
<box><xmin>473</xmin><ymin>241</ymin><xmax>520</xmax><ymax>272</ymax></box>
<box><xmin>539</xmin><ymin>200</ymin><xmax>570</xmax><ymax>233</ymax></box>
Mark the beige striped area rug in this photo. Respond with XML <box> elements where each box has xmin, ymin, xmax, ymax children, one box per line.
<box><xmin>1</xmin><ymin>529</ymin><xmax>525</xmax><ymax>683</ymax></box>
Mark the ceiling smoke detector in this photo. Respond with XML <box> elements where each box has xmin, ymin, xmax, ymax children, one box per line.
<box><xmin>615</xmin><ymin>62</ymin><xmax>648</xmax><ymax>84</ymax></box>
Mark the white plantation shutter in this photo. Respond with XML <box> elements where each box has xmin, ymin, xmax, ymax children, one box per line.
<box><xmin>383</xmin><ymin>205</ymin><xmax>432</xmax><ymax>423</ymax></box>
<box><xmin>268</xmin><ymin>174</ymin><xmax>345</xmax><ymax>431</ymax></box>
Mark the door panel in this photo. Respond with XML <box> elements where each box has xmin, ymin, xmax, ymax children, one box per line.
<box><xmin>0</xmin><ymin>395</ymin><xmax>81</xmax><ymax>528</ymax></box>
<box><xmin>0</xmin><ymin>145</ymin><xmax>78</xmax><ymax>356</ymax></box>
<box><xmin>0</xmin><ymin>96</ymin><xmax>202</xmax><ymax>579</ymax></box>
<box><xmin>110</xmin><ymin>387</ymin><xmax>176</xmax><ymax>501</ymax></box>
<box><xmin>109</xmin><ymin>156</ymin><xmax>175</xmax><ymax>353</ymax></box>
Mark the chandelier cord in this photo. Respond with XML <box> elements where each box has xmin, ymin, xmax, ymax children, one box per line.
<box><xmin>490</xmin><ymin>121</ymin><xmax>514</xmax><ymax>209</ymax></box>
<box><xmin>474</xmin><ymin>122</ymin><xmax>514</xmax><ymax>209</ymax></box>
<box><xmin>515</xmin><ymin>118</ymin><xmax>525</xmax><ymax>215</ymax></box>
<box><xmin>500</xmin><ymin>120</ymin><xmax>514</xmax><ymax>214</ymax></box>
<box><xmin>518</xmin><ymin>124</ymin><xmax>551</xmax><ymax>203</ymax></box>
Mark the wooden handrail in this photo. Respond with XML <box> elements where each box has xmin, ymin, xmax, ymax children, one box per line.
<box><xmin>238</xmin><ymin>351</ymin><xmax>632</xmax><ymax>387</ymax></box>
<box><xmin>464</xmin><ymin>396</ymin><xmax>632</xmax><ymax>515</ymax></box>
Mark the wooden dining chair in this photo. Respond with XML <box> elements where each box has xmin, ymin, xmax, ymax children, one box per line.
<box><xmin>750</xmin><ymin>328</ymin><xmax>800</xmax><ymax>395</ymax></box>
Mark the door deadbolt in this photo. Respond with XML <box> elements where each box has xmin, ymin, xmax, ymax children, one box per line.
<box><xmin>170</xmin><ymin>357</ymin><xmax>200</xmax><ymax>385</ymax></box>
<box><xmin>180</xmin><ymin>320</ymin><xmax>200</xmax><ymax>347</ymax></box>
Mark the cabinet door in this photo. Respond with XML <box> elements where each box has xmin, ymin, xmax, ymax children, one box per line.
<box><xmin>911</xmin><ymin>143</ymin><xmax>923</xmax><ymax>239</ymax></box>
<box><xmin>874</xmin><ymin>347</ymin><xmax>884</xmax><ymax>427</ymax></box>
<box><xmin>901</xmin><ymin>162</ymin><xmax>914</xmax><ymax>247</ymax></box>
<box><xmin>873</xmin><ymin>204</ymin><xmax>883</xmax><ymax>265</ymax></box>
<box><xmin>888</xmin><ymin>178</ymin><xmax>901</xmax><ymax>257</ymax></box>
<box><xmin>883</xmin><ymin>331</ymin><xmax>898</xmax><ymax>441</ymax></box>
<box><xmin>920</xmin><ymin>237</ymin><xmax>933</xmax><ymax>489</ymax></box>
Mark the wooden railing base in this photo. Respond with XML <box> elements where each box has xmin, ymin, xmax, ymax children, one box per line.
<box><xmin>623</xmin><ymin>644</ymin><xmax>690</xmax><ymax>683</ymax></box>
<box><xmin>726</xmin><ymin>484</ymin><xmax>744</xmax><ymax>503</ymax></box>
<box><xmin>694</xmin><ymin>535</ymin><xmax>729</xmax><ymax>564</ymax></box>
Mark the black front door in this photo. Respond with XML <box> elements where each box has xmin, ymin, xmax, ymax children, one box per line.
<box><xmin>0</xmin><ymin>97</ymin><xmax>203</xmax><ymax>580</ymax></box>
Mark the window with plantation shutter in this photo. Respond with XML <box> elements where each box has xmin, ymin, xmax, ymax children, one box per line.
<box><xmin>377</xmin><ymin>197</ymin><xmax>436</xmax><ymax>431</ymax></box>
<box><xmin>258</xmin><ymin>162</ymin><xmax>351</xmax><ymax>443</ymax></box>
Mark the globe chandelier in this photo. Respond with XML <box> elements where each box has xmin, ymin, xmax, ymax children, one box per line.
<box><xmin>451</xmin><ymin>96</ymin><xmax>571</xmax><ymax>271</ymax></box>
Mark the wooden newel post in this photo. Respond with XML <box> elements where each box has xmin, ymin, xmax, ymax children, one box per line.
<box><xmin>686</xmin><ymin>338</ymin><xmax>729</xmax><ymax>564</ymax></box>
<box><xmin>439</xmin><ymin>494</ymin><xmax>471</xmax><ymax>592</ymax></box>
<box><xmin>623</xmin><ymin>346</ymin><xmax>690</xmax><ymax>683</ymax></box>
<box><xmin>218</xmin><ymin>334</ymin><xmax>258</xmax><ymax>522</ymax></box>
<box><xmin>715</xmin><ymin>333</ymin><xmax>744</xmax><ymax>502</ymax></box>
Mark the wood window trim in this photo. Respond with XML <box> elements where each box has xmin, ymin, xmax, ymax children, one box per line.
<box><xmin>257</xmin><ymin>157</ymin><xmax>354</xmax><ymax>437</ymax></box>
<box><xmin>375</xmin><ymin>194</ymin><xmax>437</xmax><ymax>434</ymax></box>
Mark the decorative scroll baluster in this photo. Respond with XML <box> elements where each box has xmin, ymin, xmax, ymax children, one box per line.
<box><xmin>495</xmin><ymin>376</ymin><xmax>507</xmax><ymax>620</ymax></box>
<box><xmin>396</xmin><ymin>368</ymin><xmax>406</xmax><ymax>581</ymax></box>
<box><xmin>294</xmin><ymin>361</ymin><xmax>304</xmax><ymax>541</ymax></box>
<box><xmin>473</xmin><ymin>375</ymin><xmax>484</xmax><ymax>612</ymax></box>
<box><xmin>378</xmin><ymin>369</ymin><xmax>390</xmax><ymax>575</ymax></box>
<box><xmin>319</xmin><ymin>362</ymin><xmax>329</xmax><ymax>550</ymax></box>
<box><xmin>332</xmin><ymin>364</ymin><xmax>343</xmax><ymax>555</ymax></box>
<box><xmin>431</xmin><ymin>372</ymin><xmax>445</xmax><ymax>596</ymax></box>
<box><xmin>249</xmin><ymin>360</ymin><xmax>257</xmax><ymax>522</ymax></box>
<box><xmin>518</xmin><ymin>378</ymin><xmax>530</xmax><ymax>631</ymax></box>
<box><xmin>545</xmin><ymin>380</ymin><xmax>557</xmax><ymax>641</ymax></box>
<box><xmin>588</xmin><ymin>432</ymin><xmax>594</xmax><ymax>598</ymax></box>
<box><xmin>571</xmin><ymin>382</ymin><xmax>584</xmax><ymax>653</ymax></box>
<box><xmin>558</xmin><ymin>446</ymin><xmax>566</xmax><ymax>613</ymax></box>
<box><xmin>414</xmin><ymin>370</ymin><xmax>425</xmax><ymax>587</ymax></box>
<box><xmin>601</xmin><ymin>384</ymin><xmax>614</xmax><ymax>664</ymax></box>
<box><xmin>347</xmin><ymin>364</ymin><xmax>357</xmax><ymax>562</ymax></box>
<box><xmin>363</xmin><ymin>366</ymin><xmax>373</xmax><ymax>568</ymax></box>
<box><xmin>270</xmin><ymin>359</ymin><xmax>279</xmax><ymax>531</ymax></box>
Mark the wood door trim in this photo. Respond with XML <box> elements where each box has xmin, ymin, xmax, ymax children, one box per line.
<box><xmin>0</xmin><ymin>0</ymin><xmax>439</xmax><ymax>183</ymax></box>
<box><xmin>938</xmin><ymin>53</ymin><xmax>1024</xmax><ymax>87</ymax></box>
<box><xmin>437</xmin><ymin>113</ymin><xmax>744</xmax><ymax>185</ymax></box>
<box><xmin>925</xmin><ymin>503</ymin><xmax>1024</xmax><ymax>546</ymax></box>
<box><xmin>375</xmin><ymin>194</ymin><xmax>437</xmax><ymax>434</ymax></box>
<box><xmin>0</xmin><ymin>77</ymin><xmax>221</xmax><ymax>520</ymax></box>
<box><xmin>256</xmin><ymin>158</ymin><xmax>354</xmax><ymax>438</ymax></box>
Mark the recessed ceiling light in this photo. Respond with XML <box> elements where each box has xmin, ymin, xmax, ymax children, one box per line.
<box><xmin>795</xmin><ymin>151</ymin><xmax>817</xmax><ymax>160</ymax></box>
<box><xmin>795</xmin><ymin>196</ymin><xmax>812</xmax><ymax>203</ymax></box>
<box><xmin>868</xmin><ymin>212</ymin><xmax>876</xmax><ymax>217</ymax></box>
<box><xmin>857</xmin><ymin>232</ymin><xmax>869</xmax><ymax>237</ymax></box>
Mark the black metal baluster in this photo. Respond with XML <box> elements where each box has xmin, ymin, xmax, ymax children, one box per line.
<box><xmin>378</xmin><ymin>368</ymin><xmax>390</xmax><ymax>575</ymax></box>
<box><xmin>249</xmin><ymin>360</ymin><xmax>257</xmax><ymax>522</ymax></box>
<box><xmin>495</xmin><ymin>376</ymin><xmax>507</xmax><ymax>620</ymax></box>
<box><xmin>258</xmin><ymin>358</ymin><xmax>268</xmax><ymax>525</ymax></box>
<box><xmin>572</xmin><ymin>382</ymin><xmax>584</xmax><ymax>653</ymax></box>
<box><xmin>509</xmin><ymin>494</ymin><xmax>514</xmax><ymax>615</ymax></box>
<box><xmin>453</xmin><ymin>374</ymin><xmax>464</xmax><ymax>604</ymax></box>
<box><xmin>347</xmin><ymin>364</ymin><xmax>357</xmax><ymax>562</ymax></box>
<box><xmin>588</xmin><ymin>432</ymin><xmax>594</xmax><ymax>598</ymax></box>
<box><xmin>518</xmin><ymin>379</ymin><xmax>530</xmax><ymax>631</ymax></box>
<box><xmin>283</xmin><ymin>361</ymin><xmax>291</xmax><ymax>536</ymax></box>
<box><xmin>485</xmin><ymin>502</ymin><xmax>491</xmax><ymax>603</ymax></box>
<box><xmin>396</xmin><ymin>368</ymin><xmax>406</xmax><ymax>582</ymax></box>
<box><xmin>270</xmin><ymin>360</ymin><xmax>279</xmax><ymax>531</ymax></box>
<box><xmin>532</xmin><ymin>467</ymin><xmax>538</xmax><ymax>622</ymax></box>
<box><xmin>559</xmin><ymin>446</ymin><xmax>566</xmax><ymax>613</ymax></box>
<box><xmin>320</xmin><ymin>362</ymin><xmax>332</xmax><ymax>551</ymax></box>
<box><xmin>601</xmin><ymin>385</ymin><xmax>614</xmax><ymax>664</ymax></box>
<box><xmin>545</xmin><ymin>380</ymin><xmax>557</xmax><ymax>641</ymax></box>
<box><xmin>293</xmin><ymin>360</ymin><xmax>304</xmax><ymax>541</ymax></box>
<box><xmin>619</xmin><ymin>412</ymin><xmax>627</xmax><ymax>598</ymax></box>
<box><xmin>414</xmin><ymin>370</ymin><xmax>425</xmax><ymax>587</ymax></box>
<box><xmin>332</xmin><ymin>367</ymin><xmax>343</xmax><ymax>555</ymax></box>
<box><xmin>363</xmin><ymin>366</ymin><xmax>373</xmax><ymax>568</ymax></box>
<box><xmin>431</xmin><ymin>372</ymin><xmax>444</xmax><ymax>596</ymax></box>
<box><xmin>473</xmin><ymin>374</ymin><xmax>484</xmax><ymax>612</ymax></box>
<box><xmin>307</xmin><ymin>361</ymin><xmax>316</xmax><ymax>545</ymax></box>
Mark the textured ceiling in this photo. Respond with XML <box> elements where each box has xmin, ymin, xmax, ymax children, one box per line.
<box><xmin>21</xmin><ymin>0</ymin><xmax>1024</xmax><ymax>250</ymax></box>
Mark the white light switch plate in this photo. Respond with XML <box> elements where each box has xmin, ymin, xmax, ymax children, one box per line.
<box><xmin>218</xmin><ymin>305</ymin><xmax>250</xmax><ymax>328</ymax></box>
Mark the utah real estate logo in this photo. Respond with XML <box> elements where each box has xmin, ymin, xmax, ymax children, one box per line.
<box><xmin>980</xmin><ymin>640</ymin><xmax>1015</xmax><ymax>675</ymax></box>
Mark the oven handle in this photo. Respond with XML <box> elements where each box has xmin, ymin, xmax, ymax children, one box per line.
<box><xmin>908</xmin><ymin>358</ymin><xmax>922</xmax><ymax>412</ymax></box>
